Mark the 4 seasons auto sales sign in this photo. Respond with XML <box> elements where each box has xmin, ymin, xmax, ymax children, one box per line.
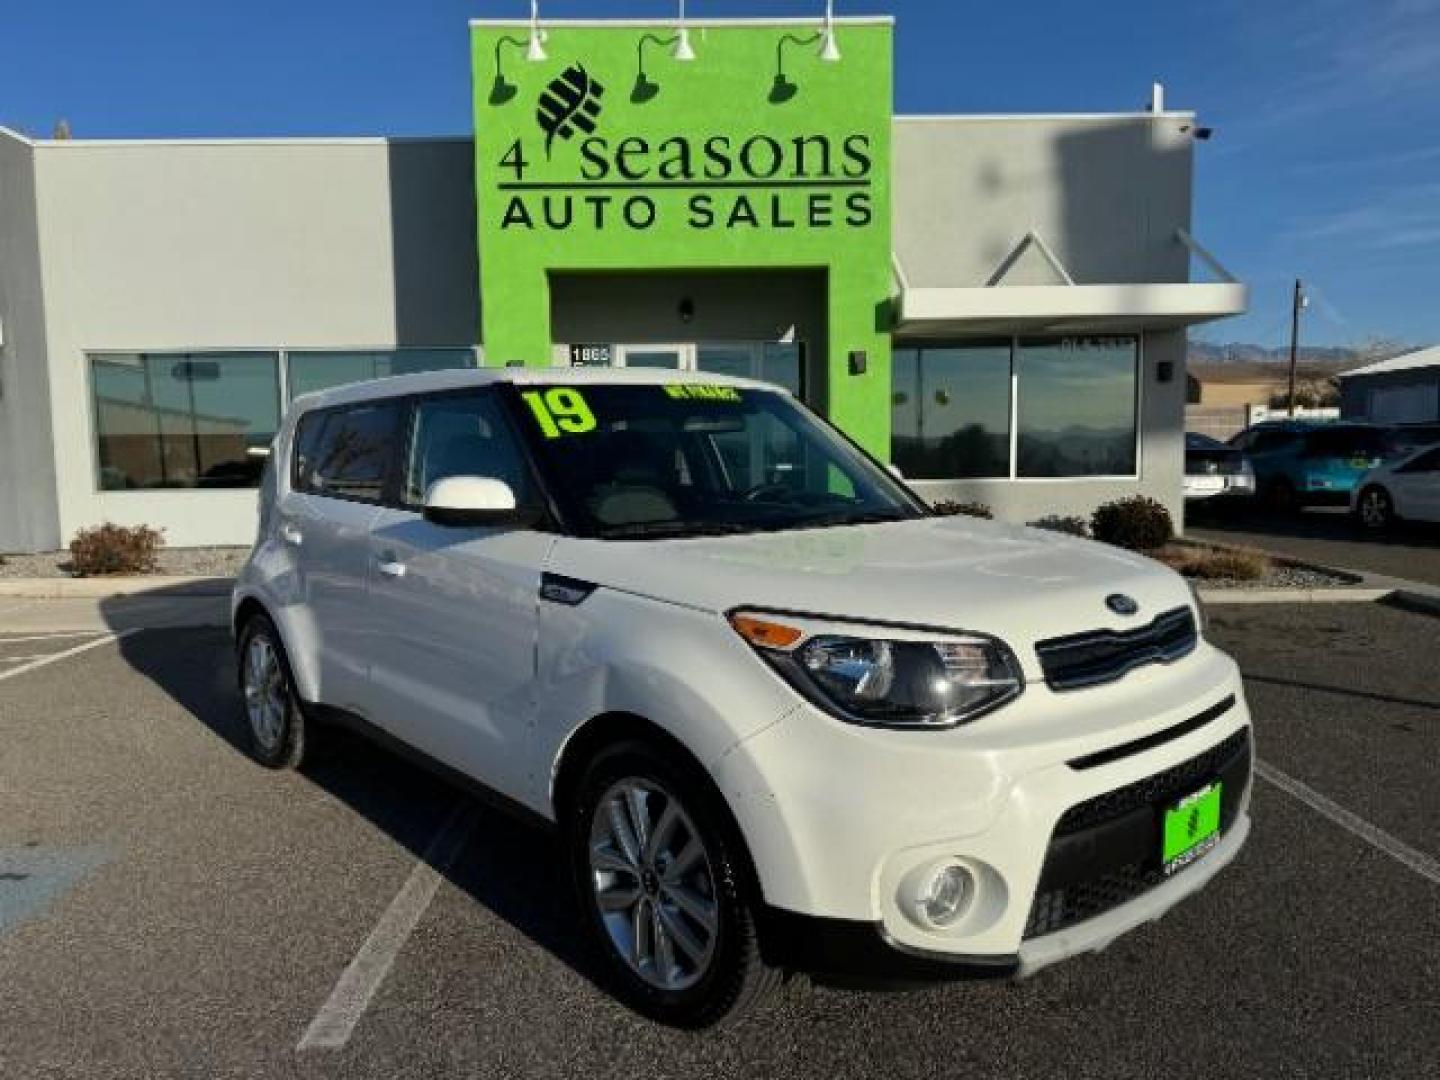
<box><xmin>470</xmin><ymin>18</ymin><xmax>895</xmax><ymax>423</ymax></box>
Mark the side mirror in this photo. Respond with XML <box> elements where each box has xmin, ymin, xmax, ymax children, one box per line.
<box><xmin>423</xmin><ymin>476</ymin><xmax>527</xmax><ymax>528</ymax></box>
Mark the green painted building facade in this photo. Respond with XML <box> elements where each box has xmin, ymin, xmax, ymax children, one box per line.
<box><xmin>472</xmin><ymin>18</ymin><xmax>894</xmax><ymax>455</ymax></box>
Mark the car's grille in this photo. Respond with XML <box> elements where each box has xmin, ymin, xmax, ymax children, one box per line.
<box><xmin>1022</xmin><ymin>728</ymin><xmax>1251</xmax><ymax>940</ymax></box>
<box><xmin>1035</xmin><ymin>606</ymin><xmax>1198</xmax><ymax>691</ymax></box>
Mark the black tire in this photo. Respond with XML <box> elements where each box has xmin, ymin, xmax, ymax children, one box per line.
<box><xmin>235</xmin><ymin>613</ymin><xmax>308</xmax><ymax>770</ymax></box>
<box><xmin>1356</xmin><ymin>485</ymin><xmax>1395</xmax><ymax>531</ymax></box>
<box><xmin>565</xmin><ymin>738</ymin><xmax>781</xmax><ymax>1028</ymax></box>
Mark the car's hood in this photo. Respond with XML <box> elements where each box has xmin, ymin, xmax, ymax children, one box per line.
<box><xmin>546</xmin><ymin>516</ymin><xmax>1194</xmax><ymax>676</ymax></box>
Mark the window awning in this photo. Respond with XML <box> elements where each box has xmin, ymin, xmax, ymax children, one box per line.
<box><xmin>894</xmin><ymin>281</ymin><xmax>1249</xmax><ymax>337</ymax></box>
<box><xmin>891</xmin><ymin>228</ymin><xmax>1248</xmax><ymax>337</ymax></box>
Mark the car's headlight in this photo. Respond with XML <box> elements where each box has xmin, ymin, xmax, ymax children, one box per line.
<box><xmin>729</xmin><ymin>611</ymin><xmax>1023</xmax><ymax>729</ymax></box>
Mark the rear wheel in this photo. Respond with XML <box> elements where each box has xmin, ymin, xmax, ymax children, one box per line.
<box><xmin>566</xmin><ymin>739</ymin><xmax>781</xmax><ymax>1027</ymax></box>
<box><xmin>1356</xmin><ymin>485</ymin><xmax>1395</xmax><ymax>531</ymax></box>
<box><xmin>237</xmin><ymin>614</ymin><xmax>308</xmax><ymax>769</ymax></box>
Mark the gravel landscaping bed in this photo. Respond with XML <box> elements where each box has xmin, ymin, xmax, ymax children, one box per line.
<box><xmin>0</xmin><ymin>546</ymin><xmax>248</xmax><ymax>579</ymax></box>
<box><xmin>1197</xmin><ymin>564</ymin><xmax>1354</xmax><ymax>591</ymax></box>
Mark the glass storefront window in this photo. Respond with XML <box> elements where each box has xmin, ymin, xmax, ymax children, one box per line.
<box><xmin>890</xmin><ymin>336</ymin><xmax>1139</xmax><ymax>480</ymax></box>
<box><xmin>891</xmin><ymin>344</ymin><xmax>1012</xmax><ymax>479</ymax></box>
<box><xmin>1016</xmin><ymin>337</ymin><xmax>1138</xmax><ymax>477</ymax></box>
<box><xmin>91</xmin><ymin>352</ymin><xmax>281</xmax><ymax>490</ymax></box>
<box><xmin>287</xmin><ymin>348</ymin><xmax>476</xmax><ymax>401</ymax></box>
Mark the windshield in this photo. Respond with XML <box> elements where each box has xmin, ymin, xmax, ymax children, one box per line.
<box><xmin>512</xmin><ymin>383</ymin><xmax>926</xmax><ymax>539</ymax></box>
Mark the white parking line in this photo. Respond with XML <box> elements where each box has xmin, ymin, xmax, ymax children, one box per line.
<box><xmin>0</xmin><ymin>631</ymin><xmax>109</xmax><ymax>644</ymax></box>
<box><xmin>0</xmin><ymin>631</ymin><xmax>137</xmax><ymax>684</ymax></box>
<box><xmin>297</xmin><ymin>801</ymin><xmax>479</xmax><ymax>1052</ymax></box>
<box><xmin>1256</xmin><ymin>759</ymin><xmax>1440</xmax><ymax>886</ymax></box>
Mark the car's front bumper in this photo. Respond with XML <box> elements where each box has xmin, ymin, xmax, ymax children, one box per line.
<box><xmin>760</xmin><ymin>810</ymin><xmax>1250</xmax><ymax>986</ymax></box>
<box><xmin>715</xmin><ymin>645</ymin><xmax>1253</xmax><ymax>968</ymax></box>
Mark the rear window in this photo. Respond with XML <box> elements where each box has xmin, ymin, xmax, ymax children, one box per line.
<box><xmin>294</xmin><ymin>401</ymin><xmax>404</xmax><ymax>503</ymax></box>
<box><xmin>1301</xmin><ymin>427</ymin><xmax>1396</xmax><ymax>459</ymax></box>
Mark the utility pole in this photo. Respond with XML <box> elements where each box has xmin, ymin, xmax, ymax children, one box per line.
<box><xmin>1287</xmin><ymin>278</ymin><xmax>1304</xmax><ymax>417</ymax></box>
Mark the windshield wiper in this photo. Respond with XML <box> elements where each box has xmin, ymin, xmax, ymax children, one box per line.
<box><xmin>598</xmin><ymin>521</ymin><xmax>759</xmax><ymax>540</ymax></box>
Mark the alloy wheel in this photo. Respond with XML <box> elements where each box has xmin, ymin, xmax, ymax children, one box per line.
<box><xmin>588</xmin><ymin>778</ymin><xmax>719</xmax><ymax>991</ymax></box>
<box><xmin>242</xmin><ymin>635</ymin><xmax>286</xmax><ymax>753</ymax></box>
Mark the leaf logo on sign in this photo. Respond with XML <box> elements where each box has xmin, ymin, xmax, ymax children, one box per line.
<box><xmin>536</xmin><ymin>64</ymin><xmax>605</xmax><ymax>158</ymax></box>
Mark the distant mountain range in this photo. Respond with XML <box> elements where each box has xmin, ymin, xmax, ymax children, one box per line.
<box><xmin>1188</xmin><ymin>341</ymin><xmax>1422</xmax><ymax>367</ymax></box>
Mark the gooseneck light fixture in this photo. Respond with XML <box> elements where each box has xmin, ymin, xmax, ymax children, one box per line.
<box><xmin>526</xmin><ymin>0</ymin><xmax>548</xmax><ymax>62</ymax></box>
<box><xmin>489</xmin><ymin>35</ymin><xmax>529</xmax><ymax>104</ymax></box>
<box><xmin>632</xmin><ymin>3</ymin><xmax>697</xmax><ymax>104</ymax></box>
<box><xmin>819</xmin><ymin>0</ymin><xmax>841</xmax><ymax>62</ymax></box>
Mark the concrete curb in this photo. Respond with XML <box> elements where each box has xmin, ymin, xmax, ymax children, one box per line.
<box><xmin>1197</xmin><ymin>586</ymin><xmax>1394</xmax><ymax>605</ymax></box>
<box><xmin>0</xmin><ymin>576</ymin><xmax>234</xmax><ymax>599</ymax></box>
<box><xmin>1187</xmin><ymin>539</ymin><xmax>1440</xmax><ymax>614</ymax></box>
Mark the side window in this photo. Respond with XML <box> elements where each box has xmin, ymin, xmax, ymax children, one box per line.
<box><xmin>404</xmin><ymin>392</ymin><xmax>535</xmax><ymax>508</ymax></box>
<box><xmin>301</xmin><ymin>402</ymin><xmax>403</xmax><ymax>503</ymax></box>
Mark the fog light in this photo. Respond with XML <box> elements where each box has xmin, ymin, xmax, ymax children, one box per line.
<box><xmin>917</xmin><ymin>862</ymin><xmax>974</xmax><ymax>928</ymax></box>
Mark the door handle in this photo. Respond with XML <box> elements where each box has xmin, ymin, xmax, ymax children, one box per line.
<box><xmin>280</xmin><ymin>523</ymin><xmax>303</xmax><ymax>546</ymax></box>
<box><xmin>376</xmin><ymin>556</ymin><xmax>407</xmax><ymax>579</ymax></box>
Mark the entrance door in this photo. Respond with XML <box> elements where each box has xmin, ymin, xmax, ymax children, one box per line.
<box><xmin>695</xmin><ymin>342</ymin><xmax>803</xmax><ymax>398</ymax></box>
<box><xmin>608</xmin><ymin>342</ymin><xmax>804</xmax><ymax>398</ymax></box>
<box><xmin>614</xmin><ymin>344</ymin><xmax>687</xmax><ymax>370</ymax></box>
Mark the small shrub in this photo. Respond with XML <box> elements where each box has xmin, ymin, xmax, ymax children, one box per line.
<box><xmin>68</xmin><ymin>523</ymin><xmax>164</xmax><ymax>577</ymax></box>
<box><xmin>1149</xmin><ymin>544</ymin><xmax>1272</xmax><ymax>581</ymax></box>
<box><xmin>1028</xmin><ymin>514</ymin><xmax>1090</xmax><ymax>538</ymax></box>
<box><xmin>930</xmin><ymin>499</ymin><xmax>994</xmax><ymax>520</ymax></box>
<box><xmin>1182</xmin><ymin>548</ymin><xmax>1271</xmax><ymax>581</ymax></box>
<box><xmin>1090</xmin><ymin>496</ymin><xmax>1174</xmax><ymax>552</ymax></box>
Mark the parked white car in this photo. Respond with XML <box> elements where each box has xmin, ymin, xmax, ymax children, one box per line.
<box><xmin>1352</xmin><ymin>443</ymin><xmax>1440</xmax><ymax>529</ymax></box>
<box><xmin>232</xmin><ymin>368</ymin><xmax>1253</xmax><ymax>1026</ymax></box>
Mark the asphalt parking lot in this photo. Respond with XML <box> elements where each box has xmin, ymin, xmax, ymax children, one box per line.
<box><xmin>1</xmin><ymin>599</ymin><xmax>1437</xmax><ymax>1078</ymax></box>
<box><xmin>1188</xmin><ymin>505</ymin><xmax>1440</xmax><ymax>587</ymax></box>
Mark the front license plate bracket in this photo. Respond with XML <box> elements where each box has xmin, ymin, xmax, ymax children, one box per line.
<box><xmin>1162</xmin><ymin>781</ymin><xmax>1223</xmax><ymax>875</ymax></box>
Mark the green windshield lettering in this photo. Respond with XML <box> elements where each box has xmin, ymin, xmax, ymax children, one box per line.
<box><xmin>523</xmin><ymin>388</ymin><xmax>597</xmax><ymax>438</ymax></box>
<box><xmin>663</xmin><ymin>384</ymin><xmax>742</xmax><ymax>402</ymax></box>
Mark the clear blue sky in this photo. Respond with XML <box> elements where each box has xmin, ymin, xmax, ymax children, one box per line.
<box><xmin>3</xmin><ymin>0</ymin><xmax>1437</xmax><ymax>350</ymax></box>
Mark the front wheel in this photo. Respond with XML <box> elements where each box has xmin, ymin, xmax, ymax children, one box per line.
<box><xmin>566</xmin><ymin>740</ymin><xmax>781</xmax><ymax>1027</ymax></box>
<box><xmin>1356</xmin><ymin>485</ymin><xmax>1395</xmax><ymax>531</ymax></box>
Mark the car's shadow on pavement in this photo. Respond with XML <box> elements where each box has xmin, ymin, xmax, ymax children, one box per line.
<box><xmin>96</xmin><ymin>603</ymin><xmax>608</xmax><ymax>997</ymax></box>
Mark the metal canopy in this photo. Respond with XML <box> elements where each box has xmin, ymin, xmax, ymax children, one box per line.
<box><xmin>891</xmin><ymin>228</ymin><xmax>1248</xmax><ymax>337</ymax></box>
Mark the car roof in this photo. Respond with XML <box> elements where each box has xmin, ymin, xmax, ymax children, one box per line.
<box><xmin>289</xmin><ymin>365</ymin><xmax>784</xmax><ymax>414</ymax></box>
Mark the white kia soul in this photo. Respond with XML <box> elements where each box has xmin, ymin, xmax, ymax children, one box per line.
<box><xmin>233</xmin><ymin>367</ymin><xmax>1253</xmax><ymax>1026</ymax></box>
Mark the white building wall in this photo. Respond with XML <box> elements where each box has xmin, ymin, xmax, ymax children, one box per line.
<box><xmin>30</xmin><ymin>138</ymin><xmax>477</xmax><ymax>548</ymax></box>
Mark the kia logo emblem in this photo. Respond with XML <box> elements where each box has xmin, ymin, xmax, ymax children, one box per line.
<box><xmin>1106</xmin><ymin>593</ymin><xmax>1140</xmax><ymax>616</ymax></box>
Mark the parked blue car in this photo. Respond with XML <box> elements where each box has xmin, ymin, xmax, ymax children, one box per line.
<box><xmin>1228</xmin><ymin>421</ymin><xmax>1401</xmax><ymax>510</ymax></box>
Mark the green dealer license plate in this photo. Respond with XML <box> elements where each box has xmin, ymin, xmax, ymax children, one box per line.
<box><xmin>1162</xmin><ymin>782</ymin><xmax>1223</xmax><ymax>874</ymax></box>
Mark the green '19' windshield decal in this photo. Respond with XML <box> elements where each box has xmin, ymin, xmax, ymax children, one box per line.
<box><xmin>522</xmin><ymin>388</ymin><xmax>598</xmax><ymax>438</ymax></box>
